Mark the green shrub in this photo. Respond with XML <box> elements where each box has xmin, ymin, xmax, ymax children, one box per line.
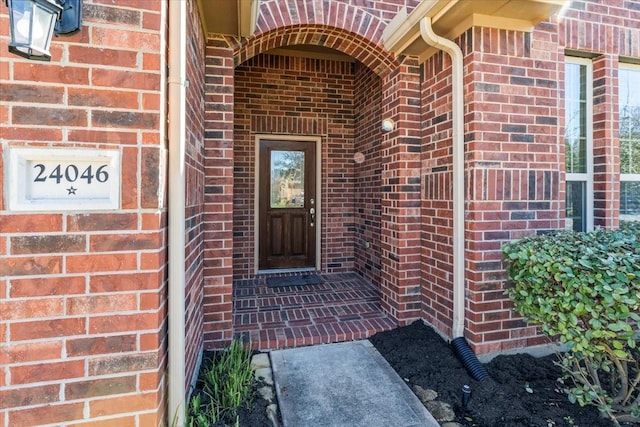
<box><xmin>621</xmin><ymin>220</ymin><xmax>640</xmax><ymax>235</ymax></box>
<box><xmin>503</xmin><ymin>224</ymin><xmax>640</xmax><ymax>426</ymax></box>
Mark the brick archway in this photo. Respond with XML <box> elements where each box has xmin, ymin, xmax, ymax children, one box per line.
<box><xmin>233</xmin><ymin>0</ymin><xmax>398</xmax><ymax>75</ymax></box>
<box><xmin>203</xmin><ymin>1</ymin><xmax>422</xmax><ymax>349</ymax></box>
<box><xmin>234</xmin><ymin>24</ymin><xmax>397</xmax><ymax>76</ymax></box>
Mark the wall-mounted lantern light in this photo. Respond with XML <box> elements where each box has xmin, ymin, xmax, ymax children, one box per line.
<box><xmin>5</xmin><ymin>0</ymin><xmax>82</xmax><ymax>61</ymax></box>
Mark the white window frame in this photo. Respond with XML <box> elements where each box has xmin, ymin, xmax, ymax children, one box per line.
<box><xmin>619</xmin><ymin>62</ymin><xmax>640</xmax><ymax>222</ymax></box>
<box><xmin>565</xmin><ymin>57</ymin><xmax>594</xmax><ymax>231</ymax></box>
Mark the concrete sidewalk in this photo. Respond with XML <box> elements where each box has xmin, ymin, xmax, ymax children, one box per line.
<box><xmin>270</xmin><ymin>340</ymin><xmax>440</xmax><ymax>427</ymax></box>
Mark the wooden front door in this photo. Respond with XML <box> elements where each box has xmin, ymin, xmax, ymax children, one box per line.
<box><xmin>259</xmin><ymin>139</ymin><xmax>317</xmax><ymax>270</ymax></box>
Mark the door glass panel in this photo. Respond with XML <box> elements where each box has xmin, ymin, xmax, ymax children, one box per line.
<box><xmin>270</xmin><ymin>150</ymin><xmax>305</xmax><ymax>208</ymax></box>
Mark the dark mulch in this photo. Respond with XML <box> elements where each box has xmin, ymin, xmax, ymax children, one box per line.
<box><xmin>203</xmin><ymin>321</ymin><xmax>634</xmax><ymax>426</ymax></box>
<box><xmin>224</xmin><ymin>379</ymin><xmax>273</xmax><ymax>427</ymax></box>
<box><xmin>370</xmin><ymin>321</ymin><xmax>629</xmax><ymax>427</ymax></box>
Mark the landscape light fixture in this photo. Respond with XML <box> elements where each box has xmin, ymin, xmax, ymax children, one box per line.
<box><xmin>5</xmin><ymin>0</ymin><xmax>81</xmax><ymax>61</ymax></box>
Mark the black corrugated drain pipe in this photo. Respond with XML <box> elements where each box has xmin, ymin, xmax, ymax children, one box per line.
<box><xmin>451</xmin><ymin>337</ymin><xmax>489</xmax><ymax>381</ymax></box>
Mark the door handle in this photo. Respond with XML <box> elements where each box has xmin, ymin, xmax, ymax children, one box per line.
<box><xmin>309</xmin><ymin>207</ymin><xmax>315</xmax><ymax>227</ymax></box>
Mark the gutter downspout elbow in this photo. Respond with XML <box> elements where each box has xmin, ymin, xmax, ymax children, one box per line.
<box><xmin>419</xmin><ymin>18</ymin><xmax>466</xmax><ymax>340</ymax></box>
<box><xmin>168</xmin><ymin>0</ymin><xmax>187</xmax><ymax>424</ymax></box>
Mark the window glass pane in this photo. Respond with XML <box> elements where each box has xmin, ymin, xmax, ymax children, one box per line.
<box><xmin>565</xmin><ymin>63</ymin><xmax>587</xmax><ymax>173</ymax></box>
<box><xmin>621</xmin><ymin>182</ymin><xmax>640</xmax><ymax>220</ymax></box>
<box><xmin>566</xmin><ymin>181</ymin><xmax>586</xmax><ymax>232</ymax></box>
<box><xmin>619</xmin><ymin>67</ymin><xmax>640</xmax><ymax>175</ymax></box>
<box><xmin>270</xmin><ymin>150</ymin><xmax>304</xmax><ymax>208</ymax></box>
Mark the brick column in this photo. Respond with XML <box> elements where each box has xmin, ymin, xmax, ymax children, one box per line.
<box><xmin>464</xmin><ymin>26</ymin><xmax>562</xmax><ymax>353</ymax></box>
<box><xmin>203</xmin><ymin>36</ymin><xmax>235</xmax><ymax>349</ymax></box>
<box><xmin>592</xmin><ymin>54</ymin><xmax>620</xmax><ymax>228</ymax></box>
<box><xmin>379</xmin><ymin>57</ymin><xmax>423</xmax><ymax>324</ymax></box>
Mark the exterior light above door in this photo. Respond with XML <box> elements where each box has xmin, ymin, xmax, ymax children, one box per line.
<box><xmin>5</xmin><ymin>0</ymin><xmax>82</xmax><ymax>61</ymax></box>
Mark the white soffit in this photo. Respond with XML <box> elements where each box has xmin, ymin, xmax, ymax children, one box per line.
<box><xmin>198</xmin><ymin>0</ymin><xmax>260</xmax><ymax>37</ymax></box>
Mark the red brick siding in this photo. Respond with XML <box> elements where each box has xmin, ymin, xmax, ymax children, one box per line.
<box><xmin>420</xmin><ymin>26</ymin><xmax>566</xmax><ymax>351</ymax></box>
<box><xmin>235</xmin><ymin>0</ymin><xmax>399</xmax><ymax>77</ymax></box>
<box><xmin>455</xmin><ymin>1</ymin><xmax>639</xmax><ymax>354</ymax></box>
<box><xmin>233</xmin><ymin>54</ymin><xmax>356</xmax><ymax>279</ymax></box>
<box><xmin>420</xmin><ymin>50</ymin><xmax>455</xmax><ymax>337</ymax></box>
<box><xmin>184</xmin><ymin>0</ymin><xmax>206</xmax><ymax>391</ymax></box>
<box><xmin>354</xmin><ymin>63</ymin><xmax>383</xmax><ymax>286</ymax></box>
<box><xmin>592</xmin><ymin>54</ymin><xmax>620</xmax><ymax>228</ymax></box>
<box><xmin>202</xmin><ymin>36</ymin><xmax>236</xmax><ymax>349</ymax></box>
<box><xmin>462</xmin><ymin>24</ymin><xmax>563</xmax><ymax>353</ymax></box>
<box><xmin>255</xmin><ymin>0</ymin><xmax>420</xmax><ymax>33</ymax></box>
<box><xmin>378</xmin><ymin>58</ymin><xmax>423</xmax><ymax>323</ymax></box>
<box><xmin>0</xmin><ymin>1</ymin><xmax>167</xmax><ymax>425</ymax></box>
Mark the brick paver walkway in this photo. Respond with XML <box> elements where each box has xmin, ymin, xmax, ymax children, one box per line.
<box><xmin>233</xmin><ymin>272</ymin><xmax>396</xmax><ymax>350</ymax></box>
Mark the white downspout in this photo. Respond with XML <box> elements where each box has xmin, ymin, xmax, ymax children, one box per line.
<box><xmin>168</xmin><ymin>0</ymin><xmax>187</xmax><ymax>424</ymax></box>
<box><xmin>419</xmin><ymin>18</ymin><xmax>466</xmax><ymax>339</ymax></box>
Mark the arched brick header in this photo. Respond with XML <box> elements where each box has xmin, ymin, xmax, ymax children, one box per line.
<box><xmin>235</xmin><ymin>24</ymin><xmax>398</xmax><ymax>76</ymax></box>
<box><xmin>255</xmin><ymin>0</ymin><xmax>390</xmax><ymax>35</ymax></box>
<box><xmin>233</xmin><ymin>0</ymin><xmax>399</xmax><ymax>76</ymax></box>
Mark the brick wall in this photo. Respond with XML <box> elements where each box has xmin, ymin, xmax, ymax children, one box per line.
<box><xmin>463</xmin><ymin>0</ymin><xmax>639</xmax><ymax>353</ymax></box>
<box><xmin>202</xmin><ymin>35</ymin><xmax>235</xmax><ymax>349</ymax></box>
<box><xmin>0</xmin><ymin>1</ymin><xmax>168</xmax><ymax>425</ymax></box>
<box><xmin>462</xmin><ymin>23</ymin><xmax>563</xmax><ymax>353</ymax></box>
<box><xmin>378</xmin><ymin>58</ymin><xmax>423</xmax><ymax>324</ymax></box>
<box><xmin>420</xmin><ymin>49</ymin><xmax>456</xmax><ymax>337</ymax></box>
<box><xmin>354</xmin><ymin>63</ymin><xmax>383</xmax><ymax>286</ymax></box>
<box><xmin>233</xmin><ymin>54</ymin><xmax>356</xmax><ymax>279</ymax></box>
<box><xmin>184</xmin><ymin>0</ymin><xmax>206</xmax><ymax>392</ymax></box>
<box><xmin>416</xmin><ymin>0</ymin><xmax>640</xmax><ymax>354</ymax></box>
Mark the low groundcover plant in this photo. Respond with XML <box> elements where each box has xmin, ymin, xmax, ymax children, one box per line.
<box><xmin>503</xmin><ymin>221</ymin><xmax>640</xmax><ymax>426</ymax></box>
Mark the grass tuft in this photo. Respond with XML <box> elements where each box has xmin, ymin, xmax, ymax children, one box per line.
<box><xmin>186</xmin><ymin>339</ymin><xmax>254</xmax><ymax>427</ymax></box>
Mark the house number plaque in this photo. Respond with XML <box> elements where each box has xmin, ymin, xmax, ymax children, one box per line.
<box><xmin>7</xmin><ymin>147</ymin><xmax>120</xmax><ymax>211</ymax></box>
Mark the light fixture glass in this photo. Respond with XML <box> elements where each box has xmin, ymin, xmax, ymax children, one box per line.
<box><xmin>381</xmin><ymin>118</ymin><xmax>395</xmax><ymax>133</ymax></box>
<box><xmin>7</xmin><ymin>0</ymin><xmax>62</xmax><ymax>61</ymax></box>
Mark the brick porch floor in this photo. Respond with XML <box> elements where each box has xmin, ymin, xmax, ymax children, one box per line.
<box><xmin>233</xmin><ymin>272</ymin><xmax>397</xmax><ymax>350</ymax></box>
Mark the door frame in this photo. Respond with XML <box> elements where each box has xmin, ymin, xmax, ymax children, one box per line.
<box><xmin>254</xmin><ymin>134</ymin><xmax>322</xmax><ymax>274</ymax></box>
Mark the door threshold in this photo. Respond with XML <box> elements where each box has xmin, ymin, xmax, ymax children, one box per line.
<box><xmin>257</xmin><ymin>267</ymin><xmax>317</xmax><ymax>275</ymax></box>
